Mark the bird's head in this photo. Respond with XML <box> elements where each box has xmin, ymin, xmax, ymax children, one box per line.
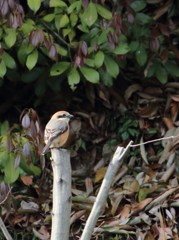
<box><xmin>51</xmin><ymin>111</ymin><xmax>74</xmax><ymax>121</ymax></box>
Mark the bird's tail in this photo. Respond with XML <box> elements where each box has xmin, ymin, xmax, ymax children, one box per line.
<box><xmin>42</xmin><ymin>141</ymin><xmax>51</xmax><ymax>155</ymax></box>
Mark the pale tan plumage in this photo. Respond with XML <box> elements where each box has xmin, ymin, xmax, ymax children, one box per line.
<box><xmin>42</xmin><ymin>111</ymin><xmax>73</xmax><ymax>155</ymax></box>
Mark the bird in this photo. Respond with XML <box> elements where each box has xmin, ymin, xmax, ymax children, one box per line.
<box><xmin>42</xmin><ymin>111</ymin><xmax>74</xmax><ymax>155</ymax></box>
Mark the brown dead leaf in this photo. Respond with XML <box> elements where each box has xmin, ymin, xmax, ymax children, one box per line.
<box><xmin>123</xmin><ymin>178</ymin><xmax>140</xmax><ymax>193</ymax></box>
<box><xmin>170</xmin><ymin>102</ymin><xmax>179</xmax><ymax>122</ymax></box>
<box><xmin>95</xmin><ymin>167</ymin><xmax>106</xmax><ymax>183</ymax></box>
<box><xmin>70</xmin><ymin>210</ymin><xmax>86</xmax><ymax>225</ymax></box>
<box><xmin>85</xmin><ymin>177</ymin><xmax>93</xmax><ymax>195</ymax></box>
<box><xmin>131</xmin><ymin>198</ymin><xmax>153</xmax><ymax>215</ymax></box>
<box><xmin>119</xmin><ymin>204</ymin><xmax>131</xmax><ymax>220</ymax></box>
<box><xmin>98</xmin><ymin>88</ymin><xmax>110</xmax><ymax>103</ymax></box>
<box><xmin>33</xmin><ymin>226</ymin><xmax>50</xmax><ymax>240</ymax></box>
<box><xmin>124</xmin><ymin>84</ymin><xmax>142</xmax><ymax>101</ymax></box>
<box><xmin>143</xmin><ymin>87</ymin><xmax>163</xmax><ymax>96</ymax></box>
<box><xmin>137</xmin><ymin>103</ymin><xmax>159</xmax><ymax>118</ymax></box>
<box><xmin>111</xmin><ymin>194</ymin><xmax>123</xmax><ymax>216</ymax></box>
<box><xmin>162</xmin><ymin>117</ymin><xmax>174</xmax><ymax>129</ymax></box>
<box><xmin>145</xmin><ymin>232</ymin><xmax>155</xmax><ymax>240</ymax></box>
<box><xmin>153</xmin><ymin>0</ymin><xmax>172</xmax><ymax>20</ymax></box>
<box><xmin>165</xmin><ymin>82</ymin><xmax>179</xmax><ymax>89</ymax></box>
<box><xmin>158</xmin><ymin>211</ymin><xmax>166</xmax><ymax>240</ymax></box>
<box><xmin>137</xmin><ymin>92</ymin><xmax>155</xmax><ymax>100</ymax></box>
<box><xmin>171</xmin><ymin>95</ymin><xmax>179</xmax><ymax>102</ymax></box>
<box><xmin>20</xmin><ymin>176</ymin><xmax>33</xmax><ymax>186</ymax></box>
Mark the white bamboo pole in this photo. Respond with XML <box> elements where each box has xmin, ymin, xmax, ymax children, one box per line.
<box><xmin>50</xmin><ymin>149</ymin><xmax>71</xmax><ymax>240</ymax></box>
<box><xmin>80</xmin><ymin>141</ymin><xmax>133</xmax><ymax>240</ymax></box>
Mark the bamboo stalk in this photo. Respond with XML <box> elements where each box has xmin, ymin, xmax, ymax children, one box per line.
<box><xmin>80</xmin><ymin>142</ymin><xmax>133</xmax><ymax>240</ymax></box>
<box><xmin>50</xmin><ymin>149</ymin><xmax>71</xmax><ymax>240</ymax></box>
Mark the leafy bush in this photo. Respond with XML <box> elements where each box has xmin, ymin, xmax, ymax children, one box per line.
<box><xmin>0</xmin><ymin>109</ymin><xmax>42</xmax><ymax>188</ymax></box>
<box><xmin>0</xmin><ymin>0</ymin><xmax>178</xmax><ymax>97</ymax></box>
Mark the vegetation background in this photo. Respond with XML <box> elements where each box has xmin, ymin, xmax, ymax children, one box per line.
<box><xmin>0</xmin><ymin>0</ymin><xmax>179</xmax><ymax>239</ymax></box>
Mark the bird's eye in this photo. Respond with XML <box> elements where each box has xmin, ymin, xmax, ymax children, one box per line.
<box><xmin>57</xmin><ymin>114</ymin><xmax>66</xmax><ymax>118</ymax></box>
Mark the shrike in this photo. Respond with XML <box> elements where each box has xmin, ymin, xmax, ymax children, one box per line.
<box><xmin>42</xmin><ymin>111</ymin><xmax>73</xmax><ymax>155</ymax></box>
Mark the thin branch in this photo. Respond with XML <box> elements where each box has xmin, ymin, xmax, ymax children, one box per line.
<box><xmin>145</xmin><ymin>187</ymin><xmax>179</xmax><ymax>211</ymax></box>
<box><xmin>130</xmin><ymin>134</ymin><xmax>179</xmax><ymax>148</ymax></box>
<box><xmin>0</xmin><ymin>187</ymin><xmax>12</xmax><ymax>205</ymax></box>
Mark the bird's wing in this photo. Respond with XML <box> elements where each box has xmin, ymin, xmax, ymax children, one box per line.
<box><xmin>44</xmin><ymin>119</ymin><xmax>68</xmax><ymax>143</ymax></box>
<box><xmin>42</xmin><ymin>120</ymin><xmax>68</xmax><ymax>155</ymax></box>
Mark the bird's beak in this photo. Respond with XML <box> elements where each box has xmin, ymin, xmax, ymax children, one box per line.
<box><xmin>68</xmin><ymin>114</ymin><xmax>74</xmax><ymax>119</ymax></box>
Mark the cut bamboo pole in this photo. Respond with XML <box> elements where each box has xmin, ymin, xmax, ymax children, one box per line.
<box><xmin>80</xmin><ymin>141</ymin><xmax>133</xmax><ymax>240</ymax></box>
<box><xmin>50</xmin><ymin>149</ymin><xmax>71</xmax><ymax>240</ymax></box>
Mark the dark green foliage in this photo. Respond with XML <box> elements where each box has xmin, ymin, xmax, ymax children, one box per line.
<box><xmin>0</xmin><ymin>0</ymin><xmax>178</xmax><ymax>97</ymax></box>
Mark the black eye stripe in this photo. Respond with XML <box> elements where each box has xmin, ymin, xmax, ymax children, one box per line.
<box><xmin>57</xmin><ymin>114</ymin><xmax>66</xmax><ymax>118</ymax></box>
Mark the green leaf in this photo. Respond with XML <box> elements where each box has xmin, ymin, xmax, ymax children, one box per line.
<box><xmin>82</xmin><ymin>2</ymin><xmax>97</xmax><ymax>27</ymax></box>
<box><xmin>21</xmin><ymin>19</ymin><xmax>35</xmax><ymax>34</ymax></box>
<box><xmin>104</xmin><ymin>55</ymin><xmax>119</xmax><ymax>78</ymax></box>
<box><xmin>0</xmin><ymin>151</ymin><xmax>8</xmax><ymax>167</ymax></box>
<box><xmin>20</xmin><ymin>157</ymin><xmax>41</xmax><ymax>176</ymax></box>
<box><xmin>85</xmin><ymin>58</ymin><xmax>95</xmax><ymax>67</ymax></box>
<box><xmin>50</xmin><ymin>0</ymin><xmax>67</xmax><ymax>7</ymax></box>
<box><xmin>4</xmin><ymin>29</ymin><xmax>16</xmax><ymax>48</ymax></box>
<box><xmin>136</xmin><ymin>13</ymin><xmax>152</xmax><ymax>25</ymax></box>
<box><xmin>136</xmin><ymin>47</ymin><xmax>147</xmax><ymax>66</ymax></box>
<box><xmin>70</xmin><ymin>13</ymin><xmax>78</xmax><ymax>27</ymax></box>
<box><xmin>59</xmin><ymin>14</ymin><xmax>70</xmax><ymax>28</ymax></box>
<box><xmin>165</xmin><ymin>62</ymin><xmax>179</xmax><ymax>77</ymax></box>
<box><xmin>78</xmin><ymin>23</ymin><xmax>89</xmax><ymax>33</ymax></box>
<box><xmin>68</xmin><ymin>67</ymin><xmax>80</xmax><ymax>89</ymax></box>
<box><xmin>95</xmin><ymin>3</ymin><xmax>112</xmax><ymax>20</ymax></box>
<box><xmin>26</xmin><ymin>49</ymin><xmax>38</xmax><ymax>70</ymax></box>
<box><xmin>55</xmin><ymin>44</ymin><xmax>68</xmax><ymax>56</ymax></box>
<box><xmin>62</xmin><ymin>28</ymin><xmax>71</xmax><ymax>37</ymax></box>
<box><xmin>114</xmin><ymin>42</ymin><xmax>130</xmax><ymax>55</ymax></box>
<box><xmin>131</xmin><ymin>0</ymin><xmax>147</xmax><ymax>12</ymax></box>
<box><xmin>147</xmin><ymin>62</ymin><xmax>158</xmax><ymax>77</ymax></box>
<box><xmin>129</xmin><ymin>41</ymin><xmax>139</xmax><ymax>52</ymax></box>
<box><xmin>68</xmin><ymin>1</ymin><xmax>81</xmax><ymax>13</ymax></box>
<box><xmin>80</xmin><ymin>66</ymin><xmax>99</xmax><ymax>83</ymax></box>
<box><xmin>4</xmin><ymin>153</ymin><xmax>20</xmax><ymax>184</ymax></box>
<box><xmin>94</xmin><ymin>51</ymin><xmax>104</xmax><ymax>68</ymax></box>
<box><xmin>98</xmin><ymin>30</ymin><xmax>108</xmax><ymax>45</ymax></box>
<box><xmin>0</xmin><ymin>60</ymin><xmax>7</xmax><ymax>78</ymax></box>
<box><xmin>100</xmin><ymin>69</ymin><xmax>113</xmax><ymax>87</ymax></box>
<box><xmin>50</xmin><ymin>62</ymin><xmax>70</xmax><ymax>76</ymax></box>
<box><xmin>156</xmin><ymin>65</ymin><xmax>168</xmax><ymax>84</ymax></box>
<box><xmin>27</xmin><ymin>0</ymin><xmax>41</xmax><ymax>13</ymax></box>
<box><xmin>43</xmin><ymin>13</ymin><xmax>55</xmax><ymax>22</ymax></box>
<box><xmin>0</xmin><ymin>121</ymin><xmax>9</xmax><ymax>135</ymax></box>
<box><xmin>17</xmin><ymin>43</ymin><xmax>29</xmax><ymax>65</ymax></box>
<box><xmin>3</xmin><ymin>52</ymin><xmax>16</xmax><ymax>69</ymax></box>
